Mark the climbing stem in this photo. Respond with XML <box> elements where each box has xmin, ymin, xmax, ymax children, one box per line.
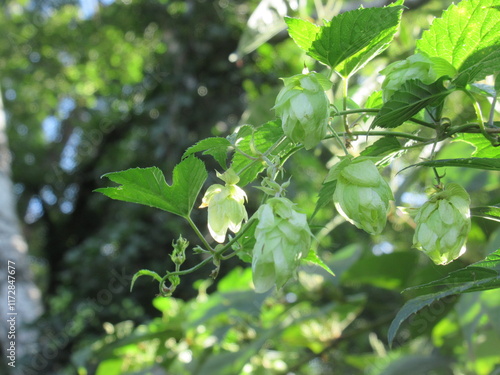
<box><xmin>329</xmin><ymin>124</ymin><xmax>349</xmax><ymax>155</ymax></box>
<box><xmin>186</xmin><ymin>216</ymin><xmax>214</xmax><ymax>253</ymax></box>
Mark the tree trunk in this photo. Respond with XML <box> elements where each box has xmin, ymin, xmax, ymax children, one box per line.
<box><xmin>0</xmin><ymin>86</ymin><xmax>43</xmax><ymax>374</ymax></box>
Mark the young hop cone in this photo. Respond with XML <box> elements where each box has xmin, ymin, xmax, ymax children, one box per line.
<box><xmin>274</xmin><ymin>71</ymin><xmax>332</xmax><ymax>150</ymax></box>
<box><xmin>252</xmin><ymin>197</ymin><xmax>312</xmax><ymax>293</ymax></box>
<box><xmin>199</xmin><ymin>169</ymin><xmax>248</xmax><ymax>243</ymax></box>
<box><xmin>329</xmin><ymin>157</ymin><xmax>393</xmax><ymax>235</ymax></box>
<box><xmin>380</xmin><ymin>53</ymin><xmax>437</xmax><ymax>102</ymax></box>
<box><xmin>413</xmin><ymin>183</ymin><xmax>471</xmax><ymax>265</ymax></box>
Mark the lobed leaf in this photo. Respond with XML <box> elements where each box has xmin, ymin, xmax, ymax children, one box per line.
<box><xmin>286</xmin><ymin>2</ymin><xmax>404</xmax><ymax>76</ymax></box>
<box><xmin>95</xmin><ymin>157</ymin><xmax>207</xmax><ymax>218</ymax></box>
<box><xmin>417</xmin><ymin>0</ymin><xmax>500</xmax><ymax>86</ymax></box>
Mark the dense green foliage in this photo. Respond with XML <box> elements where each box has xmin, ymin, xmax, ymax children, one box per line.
<box><xmin>2</xmin><ymin>0</ymin><xmax>500</xmax><ymax>374</ymax></box>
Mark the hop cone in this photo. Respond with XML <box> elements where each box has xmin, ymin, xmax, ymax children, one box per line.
<box><xmin>381</xmin><ymin>53</ymin><xmax>437</xmax><ymax>101</ymax></box>
<box><xmin>331</xmin><ymin>158</ymin><xmax>393</xmax><ymax>235</ymax></box>
<box><xmin>413</xmin><ymin>183</ymin><xmax>471</xmax><ymax>265</ymax></box>
<box><xmin>252</xmin><ymin>197</ymin><xmax>312</xmax><ymax>293</ymax></box>
<box><xmin>274</xmin><ymin>72</ymin><xmax>331</xmax><ymax>150</ymax></box>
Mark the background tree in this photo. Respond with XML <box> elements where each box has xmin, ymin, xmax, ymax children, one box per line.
<box><xmin>0</xmin><ymin>85</ymin><xmax>43</xmax><ymax>374</ymax></box>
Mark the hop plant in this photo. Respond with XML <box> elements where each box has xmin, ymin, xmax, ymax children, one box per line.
<box><xmin>328</xmin><ymin>157</ymin><xmax>394</xmax><ymax>235</ymax></box>
<box><xmin>200</xmin><ymin>169</ymin><xmax>248</xmax><ymax>243</ymax></box>
<box><xmin>413</xmin><ymin>183</ymin><xmax>471</xmax><ymax>265</ymax></box>
<box><xmin>252</xmin><ymin>197</ymin><xmax>312</xmax><ymax>293</ymax></box>
<box><xmin>381</xmin><ymin>53</ymin><xmax>438</xmax><ymax>101</ymax></box>
<box><xmin>274</xmin><ymin>71</ymin><xmax>332</xmax><ymax>150</ymax></box>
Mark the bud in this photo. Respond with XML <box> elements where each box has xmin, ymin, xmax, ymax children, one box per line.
<box><xmin>274</xmin><ymin>72</ymin><xmax>331</xmax><ymax>150</ymax></box>
<box><xmin>252</xmin><ymin>197</ymin><xmax>312</xmax><ymax>293</ymax></box>
<box><xmin>381</xmin><ymin>54</ymin><xmax>437</xmax><ymax>101</ymax></box>
<box><xmin>200</xmin><ymin>169</ymin><xmax>248</xmax><ymax>243</ymax></box>
<box><xmin>329</xmin><ymin>157</ymin><xmax>393</xmax><ymax>235</ymax></box>
<box><xmin>170</xmin><ymin>235</ymin><xmax>189</xmax><ymax>265</ymax></box>
<box><xmin>413</xmin><ymin>183</ymin><xmax>471</xmax><ymax>265</ymax></box>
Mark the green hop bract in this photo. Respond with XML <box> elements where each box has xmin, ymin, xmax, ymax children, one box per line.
<box><xmin>200</xmin><ymin>169</ymin><xmax>247</xmax><ymax>243</ymax></box>
<box><xmin>274</xmin><ymin>71</ymin><xmax>332</xmax><ymax>150</ymax></box>
<box><xmin>413</xmin><ymin>183</ymin><xmax>471</xmax><ymax>265</ymax></box>
<box><xmin>381</xmin><ymin>53</ymin><xmax>438</xmax><ymax>101</ymax></box>
<box><xmin>329</xmin><ymin>157</ymin><xmax>393</xmax><ymax>235</ymax></box>
<box><xmin>252</xmin><ymin>197</ymin><xmax>312</xmax><ymax>293</ymax></box>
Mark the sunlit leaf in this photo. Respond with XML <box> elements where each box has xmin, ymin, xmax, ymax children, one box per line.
<box><xmin>183</xmin><ymin>137</ymin><xmax>231</xmax><ymax>169</ymax></box>
<box><xmin>285</xmin><ymin>17</ymin><xmax>320</xmax><ymax>52</ymax></box>
<box><xmin>95</xmin><ymin>157</ymin><xmax>207</xmax><ymax>218</ymax></box>
<box><xmin>454</xmin><ymin>133</ymin><xmax>500</xmax><ymax>158</ymax></box>
<box><xmin>417</xmin><ymin>0</ymin><xmax>500</xmax><ymax>86</ymax></box>
<box><xmin>303</xmin><ymin>250</ymin><xmax>335</xmax><ymax>277</ymax></box>
<box><xmin>95</xmin><ymin>358</ymin><xmax>124</xmax><ymax>375</ymax></box>
<box><xmin>302</xmin><ymin>2</ymin><xmax>403</xmax><ymax>76</ymax></box>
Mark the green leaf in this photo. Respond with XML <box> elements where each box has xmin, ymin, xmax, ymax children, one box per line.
<box><xmin>183</xmin><ymin>137</ymin><xmax>231</xmax><ymax>169</ymax></box>
<box><xmin>417</xmin><ymin>0</ymin><xmax>500</xmax><ymax>86</ymax></box>
<box><xmin>400</xmin><ymin>157</ymin><xmax>500</xmax><ymax>172</ymax></box>
<box><xmin>311</xmin><ymin>179</ymin><xmax>336</xmax><ymax>219</ymax></box>
<box><xmin>306</xmin><ymin>3</ymin><xmax>404</xmax><ymax>76</ymax></box>
<box><xmin>360</xmin><ymin>136</ymin><xmax>401</xmax><ymax>157</ymax></box>
<box><xmin>364</xmin><ymin>90</ymin><xmax>384</xmax><ymax>109</ymax></box>
<box><xmin>403</xmin><ymin>249</ymin><xmax>500</xmax><ymax>294</ymax></box>
<box><xmin>342</xmin><ymin>252</ymin><xmax>420</xmax><ymax>290</ymax></box>
<box><xmin>470</xmin><ymin>206</ymin><xmax>500</xmax><ymax>222</ymax></box>
<box><xmin>232</xmin><ymin>219</ymin><xmax>257</xmax><ymax>264</ymax></box>
<box><xmin>285</xmin><ymin>17</ymin><xmax>320</xmax><ymax>53</ymax></box>
<box><xmin>303</xmin><ymin>250</ymin><xmax>335</xmax><ymax>277</ymax></box>
<box><xmin>95</xmin><ymin>156</ymin><xmax>207</xmax><ymax>218</ymax></box>
<box><xmin>429</xmin><ymin>57</ymin><xmax>457</xmax><ymax>78</ymax></box>
<box><xmin>372</xmin><ymin>79</ymin><xmax>450</xmax><ymax>129</ymax></box>
<box><xmin>388</xmin><ymin>249</ymin><xmax>500</xmax><ymax>346</ymax></box>
<box><xmin>95</xmin><ymin>359</ymin><xmax>124</xmax><ymax>375</ymax></box>
<box><xmin>454</xmin><ymin>133</ymin><xmax>500</xmax><ymax>158</ymax></box>
<box><xmin>130</xmin><ymin>269</ymin><xmax>163</xmax><ymax>292</ymax></box>
<box><xmin>230</xmin><ymin>120</ymin><xmax>287</xmax><ymax>187</ymax></box>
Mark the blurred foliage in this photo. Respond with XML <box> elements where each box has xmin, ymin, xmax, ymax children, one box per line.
<box><xmin>1</xmin><ymin>0</ymin><xmax>499</xmax><ymax>374</ymax></box>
